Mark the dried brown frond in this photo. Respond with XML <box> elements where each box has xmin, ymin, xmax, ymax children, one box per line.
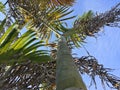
<box><xmin>50</xmin><ymin>0</ymin><xmax>75</xmax><ymax>6</ymax></box>
<box><xmin>0</xmin><ymin>61</ymin><xmax>56</xmax><ymax>90</ymax></box>
<box><xmin>74</xmin><ymin>56</ymin><xmax>120</xmax><ymax>90</ymax></box>
<box><xmin>0</xmin><ymin>56</ymin><xmax>120</xmax><ymax>90</ymax></box>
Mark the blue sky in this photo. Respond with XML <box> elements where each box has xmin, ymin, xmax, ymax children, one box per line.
<box><xmin>71</xmin><ymin>0</ymin><xmax>120</xmax><ymax>90</ymax></box>
<box><xmin>0</xmin><ymin>0</ymin><xmax>120</xmax><ymax>90</ymax></box>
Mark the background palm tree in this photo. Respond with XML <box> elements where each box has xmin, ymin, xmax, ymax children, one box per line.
<box><xmin>0</xmin><ymin>1</ymin><xmax>120</xmax><ymax>90</ymax></box>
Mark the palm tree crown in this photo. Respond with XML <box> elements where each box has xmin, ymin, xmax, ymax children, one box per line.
<box><xmin>0</xmin><ymin>1</ymin><xmax>120</xmax><ymax>90</ymax></box>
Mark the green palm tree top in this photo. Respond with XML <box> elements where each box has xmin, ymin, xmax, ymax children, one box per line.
<box><xmin>8</xmin><ymin>0</ymin><xmax>120</xmax><ymax>47</ymax></box>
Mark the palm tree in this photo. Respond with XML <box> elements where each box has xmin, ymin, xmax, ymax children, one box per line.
<box><xmin>0</xmin><ymin>0</ymin><xmax>120</xmax><ymax>90</ymax></box>
<box><xmin>0</xmin><ymin>20</ymin><xmax>120</xmax><ymax>89</ymax></box>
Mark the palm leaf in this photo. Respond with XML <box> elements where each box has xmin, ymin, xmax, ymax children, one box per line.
<box><xmin>0</xmin><ymin>19</ymin><xmax>6</xmax><ymax>32</ymax></box>
<box><xmin>73</xmin><ymin>3</ymin><xmax>120</xmax><ymax>39</ymax></box>
<box><xmin>0</xmin><ymin>21</ymin><xmax>51</xmax><ymax>65</ymax></box>
<box><xmin>8</xmin><ymin>0</ymin><xmax>75</xmax><ymax>8</ymax></box>
<box><xmin>8</xmin><ymin>0</ymin><xmax>76</xmax><ymax>43</ymax></box>
<box><xmin>63</xmin><ymin>3</ymin><xmax>120</xmax><ymax>47</ymax></box>
<box><xmin>50</xmin><ymin>0</ymin><xmax>75</xmax><ymax>6</ymax></box>
<box><xmin>0</xmin><ymin>55</ymin><xmax>120</xmax><ymax>89</ymax></box>
<box><xmin>0</xmin><ymin>2</ymin><xmax>5</xmax><ymax>14</ymax></box>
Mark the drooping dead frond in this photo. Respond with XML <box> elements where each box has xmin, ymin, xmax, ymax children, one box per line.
<box><xmin>74</xmin><ymin>56</ymin><xmax>120</xmax><ymax>90</ymax></box>
<box><xmin>0</xmin><ymin>56</ymin><xmax>120</xmax><ymax>90</ymax></box>
<box><xmin>0</xmin><ymin>61</ymin><xmax>56</xmax><ymax>90</ymax></box>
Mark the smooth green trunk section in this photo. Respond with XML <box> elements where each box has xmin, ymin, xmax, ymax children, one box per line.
<box><xmin>56</xmin><ymin>36</ymin><xmax>87</xmax><ymax>90</ymax></box>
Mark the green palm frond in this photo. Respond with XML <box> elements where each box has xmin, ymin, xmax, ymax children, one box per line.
<box><xmin>59</xmin><ymin>11</ymin><xmax>94</xmax><ymax>47</ymax></box>
<box><xmin>0</xmin><ymin>19</ymin><xmax>6</xmax><ymax>37</ymax></box>
<box><xmin>0</xmin><ymin>21</ymin><xmax>51</xmax><ymax>65</ymax></box>
<box><xmin>8</xmin><ymin>0</ymin><xmax>75</xmax><ymax>8</ymax></box>
<box><xmin>73</xmin><ymin>3</ymin><xmax>120</xmax><ymax>38</ymax></box>
<box><xmin>63</xmin><ymin>2</ymin><xmax>120</xmax><ymax>47</ymax></box>
<box><xmin>8</xmin><ymin>0</ymin><xmax>76</xmax><ymax>44</ymax></box>
<box><xmin>78</xmin><ymin>10</ymin><xmax>93</xmax><ymax>21</ymax></box>
<box><xmin>0</xmin><ymin>2</ymin><xmax>5</xmax><ymax>14</ymax></box>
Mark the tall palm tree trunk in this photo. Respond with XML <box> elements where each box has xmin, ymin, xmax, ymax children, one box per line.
<box><xmin>56</xmin><ymin>36</ymin><xmax>87</xmax><ymax>90</ymax></box>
